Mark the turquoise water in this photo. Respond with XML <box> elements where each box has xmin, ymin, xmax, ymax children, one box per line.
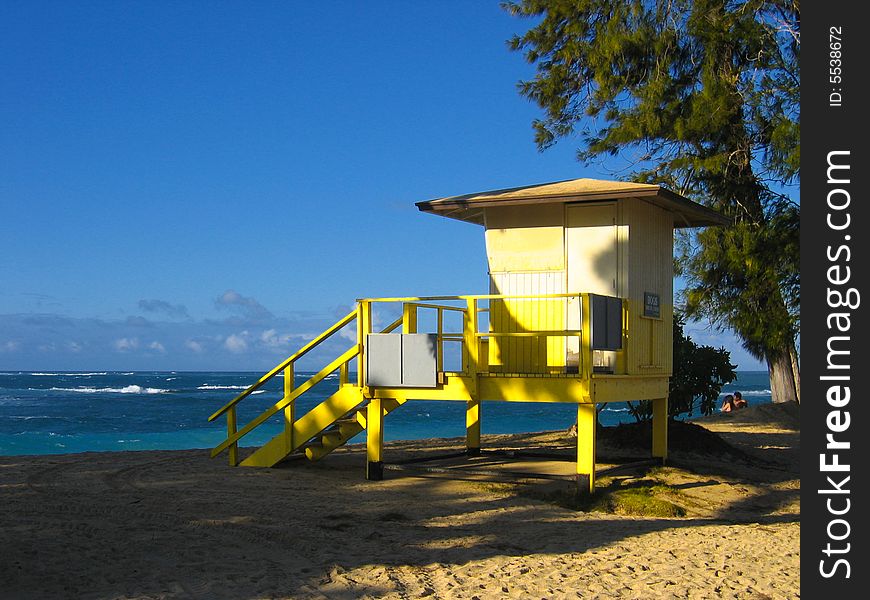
<box><xmin>0</xmin><ymin>370</ymin><xmax>771</xmax><ymax>456</ymax></box>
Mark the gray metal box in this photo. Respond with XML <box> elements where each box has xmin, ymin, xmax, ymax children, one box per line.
<box><xmin>401</xmin><ymin>333</ymin><xmax>438</xmax><ymax>387</ymax></box>
<box><xmin>365</xmin><ymin>334</ymin><xmax>402</xmax><ymax>387</ymax></box>
<box><xmin>590</xmin><ymin>294</ymin><xmax>623</xmax><ymax>351</ymax></box>
<box><xmin>365</xmin><ymin>333</ymin><xmax>437</xmax><ymax>388</ymax></box>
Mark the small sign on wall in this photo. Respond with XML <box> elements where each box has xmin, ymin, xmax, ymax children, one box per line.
<box><xmin>643</xmin><ymin>291</ymin><xmax>661</xmax><ymax>318</ymax></box>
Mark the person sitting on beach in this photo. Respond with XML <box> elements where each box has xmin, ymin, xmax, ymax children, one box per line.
<box><xmin>720</xmin><ymin>394</ymin><xmax>736</xmax><ymax>412</ymax></box>
<box><xmin>733</xmin><ymin>391</ymin><xmax>747</xmax><ymax>409</ymax></box>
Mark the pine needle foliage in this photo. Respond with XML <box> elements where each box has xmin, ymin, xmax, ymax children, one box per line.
<box><xmin>504</xmin><ymin>0</ymin><xmax>800</xmax><ymax>401</ymax></box>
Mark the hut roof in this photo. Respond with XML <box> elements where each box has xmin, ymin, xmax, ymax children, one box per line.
<box><xmin>415</xmin><ymin>178</ymin><xmax>730</xmax><ymax>228</ymax></box>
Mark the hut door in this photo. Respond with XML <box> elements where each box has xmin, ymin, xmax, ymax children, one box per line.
<box><xmin>565</xmin><ymin>203</ymin><xmax>619</xmax><ymax>368</ymax></box>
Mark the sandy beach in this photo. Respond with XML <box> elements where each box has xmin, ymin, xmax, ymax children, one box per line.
<box><xmin>0</xmin><ymin>403</ymin><xmax>799</xmax><ymax>599</ymax></box>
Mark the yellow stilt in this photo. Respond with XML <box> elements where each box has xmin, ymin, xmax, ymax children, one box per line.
<box><xmin>463</xmin><ymin>298</ymin><xmax>480</xmax><ymax>456</ymax></box>
<box><xmin>466</xmin><ymin>397</ymin><xmax>480</xmax><ymax>456</ymax></box>
<box><xmin>652</xmin><ymin>396</ymin><xmax>668</xmax><ymax>463</ymax></box>
<box><xmin>367</xmin><ymin>397</ymin><xmax>384</xmax><ymax>480</ymax></box>
<box><xmin>576</xmin><ymin>401</ymin><xmax>596</xmax><ymax>494</ymax></box>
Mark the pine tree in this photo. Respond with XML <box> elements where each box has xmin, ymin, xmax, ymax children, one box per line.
<box><xmin>505</xmin><ymin>0</ymin><xmax>800</xmax><ymax>402</ymax></box>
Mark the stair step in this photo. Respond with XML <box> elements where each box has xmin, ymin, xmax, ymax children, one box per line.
<box><xmin>321</xmin><ymin>430</ymin><xmax>343</xmax><ymax>443</ymax></box>
<box><xmin>304</xmin><ymin>440</ymin><xmax>330</xmax><ymax>461</ymax></box>
<box><xmin>236</xmin><ymin>384</ymin><xmax>410</xmax><ymax>467</ymax></box>
<box><xmin>335</xmin><ymin>417</ymin><xmax>364</xmax><ymax>433</ymax></box>
<box><xmin>238</xmin><ymin>385</ymin><xmax>363</xmax><ymax>467</ymax></box>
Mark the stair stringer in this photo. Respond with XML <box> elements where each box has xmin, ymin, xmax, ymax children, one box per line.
<box><xmin>304</xmin><ymin>397</ymin><xmax>407</xmax><ymax>461</ymax></box>
<box><xmin>239</xmin><ymin>385</ymin><xmax>364</xmax><ymax>467</ymax></box>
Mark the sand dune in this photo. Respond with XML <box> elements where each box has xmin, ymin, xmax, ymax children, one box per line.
<box><xmin>0</xmin><ymin>403</ymin><xmax>799</xmax><ymax>599</ymax></box>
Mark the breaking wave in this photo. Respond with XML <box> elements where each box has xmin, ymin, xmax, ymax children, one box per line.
<box><xmin>197</xmin><ymin>385</ymin><xmax>250</xmax><ymax>390</ymax></box>
<box><xmin>31</xmin><ymin>372</ymin><xmax>109</xmax><ymax>376</ymax></box>
<box><xmin>39</xmin><ymin>385</ymin><xmax>169</xmax><ymax>395</ymax></box>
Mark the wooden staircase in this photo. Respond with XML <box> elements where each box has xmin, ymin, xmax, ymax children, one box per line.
<box><xmin>209</xmin><ymin>305</ymin><xmax>407</xmax><ymax>468</ymax></box>
<box><xmin>238</xmin><ymin>385</ymin><xmax>408</xmax><ymax>467</ymax></box>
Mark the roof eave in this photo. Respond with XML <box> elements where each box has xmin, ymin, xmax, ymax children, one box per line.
<box><xmin>417</xmin><ymin>188</ymin><xmax>731</xmax><ymax>228</ymax></box>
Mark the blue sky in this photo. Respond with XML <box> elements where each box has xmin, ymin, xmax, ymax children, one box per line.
<box><xmin>0</xmin><ymin>1</ymin><xmax>765</xmax><ymax>372</ymax></box>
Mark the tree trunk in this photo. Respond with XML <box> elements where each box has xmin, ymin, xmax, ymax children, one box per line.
<box><xmin>768</xmin><ymin>348</ymin><xmax>799</xmax><ymax>404</ymax></box>
<box><xmin>789</xmin><ymin>342</ymin><xmax>801</xmax><ymax>405</ymax></box>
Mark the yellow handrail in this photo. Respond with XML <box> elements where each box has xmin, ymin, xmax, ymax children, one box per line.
<box><xmin>358</xmin><ymin>292</ymin><xmax>583</xmax><ymax>303</ymax></box>
<box><xmin>211</xmin><ymin>344</ymin><xmax>361</xmax><ymax>457</ymax></box>
<box><xmin>209</xmin><ymin>308</ymin><xmax>358</xmax><ymax>421</ymax></box>
<box><xmin>380</xmin><ymin>315</ymin><xmax>403</xmax><ymax>333</ymax></box>
<box><xmin>478</xmin><ymin>331</ymin><xmax>583</xmax><ymax>338</ymax></box>
<box><xmin>404</xmin><ymin>302</ymin><xmax>467</xmax><ymax>312</ymax></box>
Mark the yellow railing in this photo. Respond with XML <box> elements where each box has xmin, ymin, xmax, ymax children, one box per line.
<box><xmin>208</xmin><ymin>303</ymin><xmax>403</xmax><ymax>465</ymax></box>
<box><xmin>357</xmin><ymin>293</ymin><xmax>612</xmax><ymax>379</ymax></box>
<box><xmin>210</xmin><ymin>292</ymin><xmax>628</xmax><ymax>465</ymax></box>
<box><xmin>208</xmin><ymin>307</ymin><xmax>360</xmax><ymax>464</ymax></box>
<box><xmin>209</xmin><ymin>308</ymin><xmax>358</xmax><ymax>422</ymax></box>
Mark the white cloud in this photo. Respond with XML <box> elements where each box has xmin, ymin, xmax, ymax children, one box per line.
<box><xmin>114</xmin><ymin>337</ymin><xmax>139</xmax><ymax>352</ymax></box>
<box><xmin>224</xmin><ymin>332</ymin><xmax>249</xmax><ymax>353</ymax></box>
<box><xmin>215</xmin><ymin>290</ymin><xmax>274</xmax><ymax>321</ymax></box>
<box><xmin>259</xmin><ymin>329</ymin><xmax>304</xmax><ymax>348</ymax></box>
<box><xmin>138</xmin><ymin>299</ymin><xmax>189</xmax><ymax>319</ymax></box>
<box><xmin>0</xmin><ymin>306</ymin><xmax>351</xmax><ymax>369</ymax></box>
<box><xmin>185</xmin><ymin>340</ymin><xmax>204</xmax><ymax>353</ymax></box>
<box><xmin>260</xmin><ymin>329</ymin><xmax>280</xmax><ymax>347</ymax></box>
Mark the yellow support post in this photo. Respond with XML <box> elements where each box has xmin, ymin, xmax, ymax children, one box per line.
<box><xmin>436</xmin><ymin>307</ymin><xmax>444</xmax><ymax>373</ymax></box>
<box><xmin>464</xmin><ymin>298</ymin><xmax>481</xmax><ymax>455</ymax></box>
<box><xmin>366</xmin><ymin>397</ymin><xmax>384</xmax><ymax>480</ymax></box>
<box><xmin>339</xmin><ymin>361</ymin><xmax>349</xmax><ymax>387</ymax></box>
<box><xmin>576</xmin><ymin>401</ymin><xmax>596</xmax><ymax>494</ymax></box>
<box><xmin>227</xmin><ymin>406</ymin><xmax>239</xmax><ymax>466</ymax></box>
<box><xmin>358</xmin><ymin>301</ymin><xmax>372</xmax><ymax>388</ymax></box>
<box><xmin>283</xmin><ymin>364</ymin><xmax>295</xmax><ymax>455</ymax></box>
<box><xmin>464</xmin><ymin>298</ymin><xmax>479</xmax><ymax>375</ymax></box>
<box><xmin>402</xmin><ymin>303</ymin><xmax>417</xmax><ymax>333</ymax></box>
<box><xmin>652</xmin><ymin>396</ymin><xmax>668</xmax><ymax>463</ymax></box>
<box><xmin>466</xmin><ymin>397</ymin><xmax>481</xmax><ymax>456</ymax></box>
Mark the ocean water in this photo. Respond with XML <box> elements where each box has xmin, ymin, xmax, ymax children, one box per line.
<box><xmin>0</xmin><ymin>370</ymin><xmax>772</xmax><ymax>456</ymax></box>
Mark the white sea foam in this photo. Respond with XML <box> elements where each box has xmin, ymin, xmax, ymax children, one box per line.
<box><xmin>197</xmin><ymin>385</ymin><xmax>250</xmax><ymax>390</ymax></box>
<box><xmin>602</xmin><ymin>407</ymin><xmax>630</xmax><ymax>412</ymax></box>
<box><xmin>31</xmin><ymin>372</ymin><xmax>108</xmax><ymax>377</ymax></box>
<box><xmin>9</xmin><ymin>415</ymin><xmax>54</xmax><ymax>420</ymax></box>
<box><xmin>40</xmin><ymin>385</ymin><xmax>169</xmax><ymax>394</ymax></box>
<box><xmin>720</xmin><ymin>389</ymin><xmax>771</xmax><ymax>396</ymax></box>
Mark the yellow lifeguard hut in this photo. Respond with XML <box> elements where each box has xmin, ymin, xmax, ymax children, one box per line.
<box><xmin>209</xmin><ymin>178</ymin><xmax>727</xmax><ymax>493</ymax></box>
